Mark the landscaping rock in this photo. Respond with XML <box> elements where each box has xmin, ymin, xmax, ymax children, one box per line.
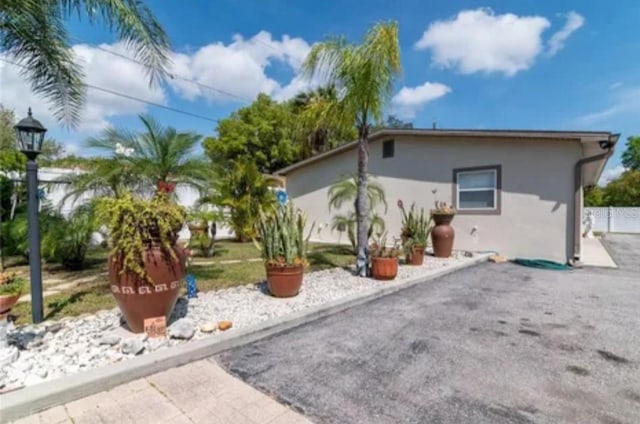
<box><xmin>1</xmin><ymin>253</ymin><xmax>474</xmax><ymax>389</ymax></box>
<box><xmin>99</xmin><ymin>334</ymin><xmax>122</xmax><ymax>346</ymax></box>
<box><xmin>200</xmin><ymin>322</ymin><xmax>217</xmax><ymax>333</ymax></box>
<box><xmin>218</xmin><ymin>320</ymin><xmax>233</xmax><ymax>331</ymax></box>
<box><xmin>169</xmin><ymin>318</ymin><xmax>195</xmax><ymax>340</ymax></box>
<box><xmin>121</xmin><ymin>338</ymin><xmax>145</xmax><ymax>355</ymax></box>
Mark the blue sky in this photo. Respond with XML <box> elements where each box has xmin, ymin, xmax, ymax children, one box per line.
<box><xmin>2</xmin><ymin>0</ymin><xmax>639</xmax><ymax>182</ymax></box>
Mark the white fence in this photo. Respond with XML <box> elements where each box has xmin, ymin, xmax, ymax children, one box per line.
<box><xmin>584</xmin><ymin>207</ymin><xmax>640</xmax><ymax>234</ymax></box>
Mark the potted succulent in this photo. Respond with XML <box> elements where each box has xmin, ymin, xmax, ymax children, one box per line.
<box><xmin>430</xmin><ymin>201</ymin><xmax>456</xmax><ymax>258</ymax></box>
<box><xmin>0</xmin><ymin>272</ymin><xmax>25</xmax><ymax>318</ymax></box>
<box><xmin>369</xmin><ymin>232</ymin><xmax>402</xmax><ymax>280</ymax></box>
<box><xmin>254</xmin><ymin>203</ymin><xmax>312</xmax><ymax>297</ymax></box>
<box><xmin>398</xmin><ymin>200</ymin><xmax>433</xmax><ymax>265</ymax></box>
<box><xmin>97</xmin><ymin>192</ymin><xmax>187</xmax><ymax>333</ymax></box>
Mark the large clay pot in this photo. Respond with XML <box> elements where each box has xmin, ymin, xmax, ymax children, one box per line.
<box><xmin>407</xmin><ymin>245</ymin><xmax>425</xmax><ymax>266</ymax></box>
<box><xmin>109</xmin><ymin>245</ymin><xmax>186</xmax><ymax>333</ymax></box>
<box><xmin>371</xmin><ymin>257</ymin><xmax>398</xmax><ymax>280</ymax></box>
<box><xmin>431</xmin><ymin>213</ymin><xmax>455</xmax><ymax>258</ymax></box>
<box><xmin>266</xmin><ymin>264</ymin><xmax>303</xmax><ymax>297</ymax></box>
<box><xmin>0</xmin><ymin>293</ymin><xmax>20</xmax><ymax>319</ymax></box>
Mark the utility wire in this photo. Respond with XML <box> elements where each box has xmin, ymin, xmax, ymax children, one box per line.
<box><xmin>0</xmin><ymin>57</ymin><xmax>220</xmax><ymax>123</ymax></box>
<box><xmin>68</xmin><ymin>35</ymin><xmax>253</xmax><ymax>102</ymax></box>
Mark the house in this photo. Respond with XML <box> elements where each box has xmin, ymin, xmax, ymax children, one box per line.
<box><xmin>275</xmin><ymin>129</ymin><xmax>619</xmax><ymax>264</ymax></box>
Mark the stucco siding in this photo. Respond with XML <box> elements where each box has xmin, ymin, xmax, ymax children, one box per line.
<box><xmin>285</xmin><ymin>136</ymin><xmax>583</xmax><ymax>263</ymax></box>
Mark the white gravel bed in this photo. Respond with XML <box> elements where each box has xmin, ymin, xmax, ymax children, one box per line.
<box><xmin>1</xmin><ymin>252</ymin><xmax>477</xmax><ymax>391</ymax></box>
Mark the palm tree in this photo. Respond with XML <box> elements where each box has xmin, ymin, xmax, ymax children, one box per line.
<box><xmin>328</xmin><ymin>174</ymin><xmax>387</xmax><ymax>253</ymax></box>
<box><xmin>63</xmin><ymin>114</ymin><xmax>208</xmax><ymax>203</ymax></box>
<box><xmin>1</xmin><ymin>0</ymin><xmax>170</xmax><ymax>125</ymax></box>
<box><xmin>303</xmin><ymin>22</ymin><xmax>402</xmax><ymax>275</ymax></box>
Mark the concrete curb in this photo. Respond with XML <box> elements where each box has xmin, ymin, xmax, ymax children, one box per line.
<box><xmin>0</xmin><ymin>255</ymin><xmax>488</xmax><ymax>423</ymax></box>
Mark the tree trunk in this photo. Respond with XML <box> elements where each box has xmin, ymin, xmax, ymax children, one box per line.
<box><xmin>355</xmin><ymin>125</ymin><xmax>369</xmax><ymax>277</ymax></box>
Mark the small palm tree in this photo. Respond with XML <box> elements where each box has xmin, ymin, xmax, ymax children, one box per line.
<box><xmin>1</xmin><ymin>0</ymin><xmax>170</xmax><ymax>125</ymax></box>
<box><xmin>303</xmin><ymin>22</ymin><xmax>402</xmax><ymax>275</ymax></box>
<box><xmin>328</xmin><ymin>174</ymin><xmax>387</xmax><ymax>253</ymax></box>
<box><xmin>63</xmin><ymin>114</ymin><xmax>209</xmax><ymax>203</ymax></box>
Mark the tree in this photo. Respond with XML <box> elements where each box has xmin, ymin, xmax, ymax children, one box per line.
<box><xmin>291</xmin><ymin>85</ymin><xmax>356</xmax><ymax>159</ymax></box>
<box><xmin>603</xmin><ymin>170</ymin><xmax>640</xmax><ymax>206</ymax></box>
<box><xmin>303</xmin><ymin>22</ymin><xmax>402</xmax><ymax>275</ymax></box>
<box><xmin>374</xmin><ymin>114</ymin><xmax>413</xmax><ymax>130</ymax></box>
<box><xmin>204</xmin><ymin>94</ymin><xmax>298</xmax><ymax>174</ymax></box>
<box><xmin>584</xmin><ymin>185</ymin><xmax>605</xmax><ymax>207</ymax></box>
<box><xmin>0</xmin><ymin>106</ymin><xmax>24</xmax><ymax>173</ymax></box>
<box><xmin>64</xmin><ymin>114</ymin><xmax>208</xmax><ymax>202</ymax></box>
<box><xmin>1</xmin><ymin>0</ymin><xmax>170</xmax><ymax>125</ymax></box>
<box><xmin>209</xmin><ymin>160</ymin><xmax>277</xmax><ymax>241</ymax></box>
<box><xmin>621</xmin><ymin>136</ymin><xmax>640</xmax><ymax>171</ymax></box>
<box><xmin>328</xmin><ymin>174</ymin><xmax>387</xmax><ymax>253</ymax></box>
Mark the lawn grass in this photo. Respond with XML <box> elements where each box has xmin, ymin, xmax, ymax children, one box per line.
<box><xmin>9</xmin><ymin>242</ymin><xmax>355</xmax><ymax>324</ymax></box>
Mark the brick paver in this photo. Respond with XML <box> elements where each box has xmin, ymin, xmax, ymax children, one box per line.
<box><xmin>10</xmin><ymin>361</ymin><xmax>313</xmax><ymax>424</ymax></box>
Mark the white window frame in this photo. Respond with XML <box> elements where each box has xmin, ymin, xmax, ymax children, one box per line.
<box><xmin>454</xmin><ymin>166</ymin><xmax>500</xmax><ymax>213</ymax></box>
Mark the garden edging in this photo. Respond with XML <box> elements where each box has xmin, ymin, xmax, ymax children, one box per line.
<box><xmin>0</xmin><ymin>254</ymin><xmax>489</xmax><ymax>423</ymax></box>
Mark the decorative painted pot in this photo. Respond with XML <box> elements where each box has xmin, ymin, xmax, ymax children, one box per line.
<box><xmin>407</xmin><ymin>245</ymin><xmax>426</xmax><ymax>266</ymax></box>
<box><xmin>266</xmin><ymin>264</ymin><xmax>304</xmax><ymax>297</ymax></box>
<box><xmin>109</xmin><ymin>245</ymin><xmax>186</xmax><ymax>333</ymax></box>
<box><xmin>0</xmin><ymin>293</ymin><xmax>21</xmax><ymax>318</ymax></box>
<box><xmin>371</xmin><ymin>257</ymin><xmax>399</xmax><ymax>280</ymax></box>
<box><xmin>431</xmin><ymin>213</ymin><xmax>455</xmax><ymax>258</ymax></box>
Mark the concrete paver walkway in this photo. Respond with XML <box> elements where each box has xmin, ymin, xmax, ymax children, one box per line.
<box><xmin>10</xmin><ymin>360</ymin><xmax>311</xmax><ymax>424</ymax></box>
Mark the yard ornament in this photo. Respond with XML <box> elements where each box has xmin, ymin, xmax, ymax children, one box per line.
<box><xmin>276</xmin><ymin>189</ymin><xmax>288</xmax><ymax>206</ymax></box>
<box><xmin>185</xmin><ymin>274</ymin><xmax>197</xmax><ymax>299</ymax></box>
<box><xmin>582</xmin><ymin>210</ymin><xmax>595</xmax><ymax>238</ymax></box>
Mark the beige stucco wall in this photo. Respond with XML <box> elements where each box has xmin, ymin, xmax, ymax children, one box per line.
<box><xmin>284</xmin><ymin>135</ymin><xmax>583</xmax><ymax>263</ymax></box>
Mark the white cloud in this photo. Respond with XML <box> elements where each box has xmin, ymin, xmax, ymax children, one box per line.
<box><xmin>609</xmin><ymin>81</ymin><xmax>623</xmax><ymax>90</ymax></box>
<box><xmin>574</xmin><ymin>86</ymin><xmax>640</xmax><ymax>127</ymax></box>
<box><xmin>0</xmin><ymin>43</ymin><xmax>165</xmax><ymax>133</ymax></box>
<box><xmin>599</xmin><ymin>164</ymin><xmax>626</xmax><ymax>186</ymax></box>
<box><xmin>167</xmin><ymin>31</ymin><xmax>312</xmax><ymax>103</ymax></box>
<box><xmin>415</xmin><ymin>8</ymin><xmax>551</xmax><ymax>76</ymax></box>
<box><xmin>392</xmin><ymin>82</ymin><xmax>451</xmax><ymax>118</ymax></box>
<box><xmin>547</xmin><ymin>11</ymin><xmax>585</xmax><ymax>56</ymax></box>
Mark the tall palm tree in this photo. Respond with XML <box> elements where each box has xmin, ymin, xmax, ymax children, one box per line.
<box><xmin>303</xmin><ymin>22</ymin><xmax>402</xmax><ymax>276</ymax></box>
<box><xmin>1</xmin><ymin>0</ymin><xmax>170</xmax><ymax>125</ymax></box>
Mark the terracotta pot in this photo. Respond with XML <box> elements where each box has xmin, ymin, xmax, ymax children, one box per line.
<box><xmin>431</xmin><ymin>213</ymin><xmax>455</xmax><ymax>258</ymax></box>
<box><xmin>371</xmin><ymin>257</ymin><xmax>398</xmax><ymax>280</ymax></box>
<box><xmin>109</xmin><ymin>245</ymin><xmax>186</xmax><ymax>333</ymax></box>
<box><xmin>0</xmin><ymin>293</ymin><xmax>21</xmax><ymax>317</ymax></box>
<box><xmin>407</xmin><ymin>245</ymin><xmax>425</xmax><ymax>266</ymax></box>
<box><xmin>266</xmin><ymin>264</ymin><xmax>303</xmax><ymax>297</ymax></box>
<box><xmin>188</xmin><ymin>223</ymin><xmax>208</xmax><ymax>235</ymax></box>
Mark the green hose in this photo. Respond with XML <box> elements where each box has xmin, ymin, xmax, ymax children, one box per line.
<box><xmin>513</xmin><ymin>258</ymin><xmax>571</xmax><ymax>270</ymax></box>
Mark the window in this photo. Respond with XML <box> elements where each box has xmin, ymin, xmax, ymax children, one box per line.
<box><xmin>382</xmin><ymin>139</ymin><xmax>394</xmax><ymax>158</ymax></box>
<box><xmin>453</xmin><ymin>165</ymin><xmax>501</xmax><ymax>214</ymax></box>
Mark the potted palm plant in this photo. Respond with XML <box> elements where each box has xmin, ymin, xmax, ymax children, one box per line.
<box><xmin>369</xmin><ymin>232</ymin><xmax>402</xmax><ymax>280</ymax></box>
<box><xmin>97</xmin><ymin>192</ymin><xmax>187</xmax><ymax>333</ymax></box>
<box><xmin>431</xmin><ymin>201</ymin><xmax>456</xmax><ymax>258</ymax></box>
<box><xmin>0</xmin><ymin>272</ymin><xmax>25</xmax><ymax>318</ymax></box>
<box><xmin>398</xmin><ymin>200</ymin><xmax>433</xmax><ymax>265</ymax></box>
<box><xmin>255</xmin><ymin>203</ymin><xmax>312</xmax><ymax>297</ymax></box>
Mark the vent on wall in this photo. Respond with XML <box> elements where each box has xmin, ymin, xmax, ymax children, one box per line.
<box><xmin>382</xmin><ymin>139</ymin><xmax>395</xmax><ymax>158</ymax></box>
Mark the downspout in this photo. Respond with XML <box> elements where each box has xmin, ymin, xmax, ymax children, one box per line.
<box><xmin>572</xmin><ymin>137</ymin><xmax>615</xmax><ymax>262</ymax></box>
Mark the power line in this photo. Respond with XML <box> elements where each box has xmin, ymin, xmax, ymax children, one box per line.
<box><xmin>0</xmin><ymin>57</ymin><xmax>220</xmax><ymax>123</ymax></box>
<box><xmin>69</xmin><ymin>35</ymin><xmax>252</xmax><ymax>102</ymax></box>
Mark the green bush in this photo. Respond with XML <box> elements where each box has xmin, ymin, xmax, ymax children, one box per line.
<box><xmin>42</xmin><ymin>204</ymin><xmax>100</xmax><ymax>270</ymax></box>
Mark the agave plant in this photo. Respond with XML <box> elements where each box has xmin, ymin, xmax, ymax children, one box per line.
<box><xmin>254</xmin><ymin>204</ymin><xmax>315</xmax><ymax>267</ymax></box>
<box><xmin>398</xmin><ymin>200</ymin><xmax>433</xmax><ymax>250</ymax></box>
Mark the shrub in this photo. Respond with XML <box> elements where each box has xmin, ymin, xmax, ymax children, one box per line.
<box><xmin>0</xmin><ymin>272</ymin><xmax>26</xmax><ymax>296</ymax></box>
<box><xmin>96</xmin><ymin>192</ymin><xmax>186</xmax><ymax>282</ymax></box>
<box><xmin>42</xmin><ymin>204</ymin><xmax>99</xmax><ymax>270</ymax></box>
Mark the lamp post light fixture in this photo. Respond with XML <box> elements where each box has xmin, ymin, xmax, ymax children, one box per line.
<box><xmin>14</xmin><ymin>107</ymin><xmax>47</xmax><ymax>323</ymax></box>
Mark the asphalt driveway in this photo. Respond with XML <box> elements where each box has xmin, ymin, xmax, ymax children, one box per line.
<box><xmin>215</xmin><ymin>234</ymin><xmax>640</xmax><ymax>424</ymax></box>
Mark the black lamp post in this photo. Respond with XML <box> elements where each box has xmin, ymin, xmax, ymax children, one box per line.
<box><xmin>14</xmin><ymin>108</ymin><xmax>47</xmax><ymax>323</ymax></box>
